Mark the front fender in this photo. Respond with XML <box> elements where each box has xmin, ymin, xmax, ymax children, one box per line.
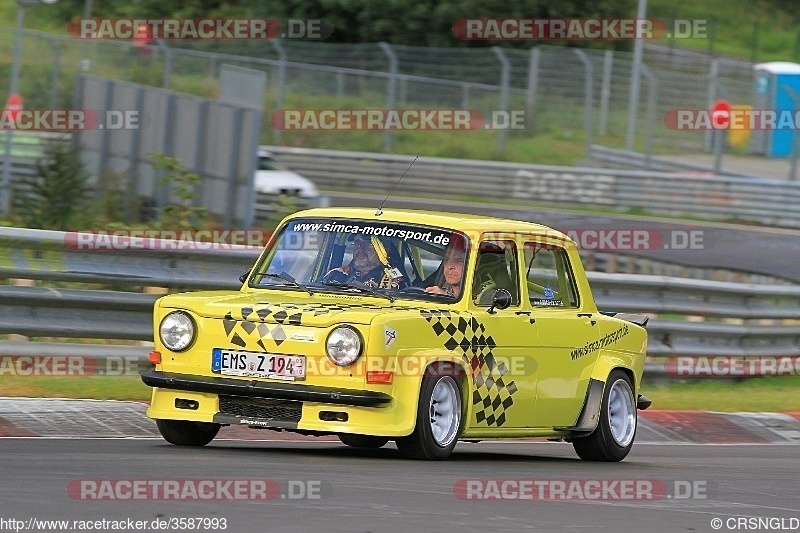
<box><xmin>377</xmin><ymin>349</ymin><xmax>472</xmax><ymax>435</ymax></box>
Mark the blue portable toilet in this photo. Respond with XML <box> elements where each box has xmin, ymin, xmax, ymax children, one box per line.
<box><xmin>750</xmin><ymin>62</ymin><xmax>800</xmax><ymax>157</ymax></box>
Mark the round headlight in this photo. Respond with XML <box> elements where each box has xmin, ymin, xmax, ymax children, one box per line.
<box><xmin>159</xmin><ymin>311</ymin><xmax>195</xmax><ymax>352</ymax></box>
<box><xmin>326</xmin><ymin>326</ymin><xmax>362</xmax><ymax>366</ymax></box>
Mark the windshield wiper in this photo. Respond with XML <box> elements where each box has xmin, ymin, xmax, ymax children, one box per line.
<box><xmin>257</xmin><ymin>272</ymin><xmax>314</xmax><ymax>295</ymax></box>
<box><xmin>321</xmin><ymin>280</ymin><xmax>394</xmax><ymax>303</ymax></box>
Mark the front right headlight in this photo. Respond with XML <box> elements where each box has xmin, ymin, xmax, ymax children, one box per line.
<box><xmin>159</xmin><ymin>311</ymin><xmax>195</xmax><ymax>352</ymax></box>
<box><xmin>326</xmin><ymin>326</ymin><xmax>362</xmax><ymax>366</ymax></box>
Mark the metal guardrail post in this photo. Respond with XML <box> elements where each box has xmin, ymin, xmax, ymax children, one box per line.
<box><xmin>270</xmin><ymin>40</ymin><xmax>287</xmax><ymax>145</ymax></box>
<box><xmin>626</xmin><ymin>0</ymin><xmax>647</xmax><ymax>152</ymax></box>
<box><xmin>378</xmin><ymin>42</ymin><xmax>398</xmax><ymax>154</ymax></box>
<box><xmin>599</xmin><ymin>50</ymin><xmax>613</xmax><ymax>136</ymax></box>
<box><xmin>158</xmin><ymin>40</ymin><xmax>172</xmax><ymax>89</ymax></box>
<box><xmin>573</xmin><ymin>49</ymin><xmax>594</xmax><ymax>155</ymax></box>
<box><xmin>335</xmin><ymin>71</ymin><xmax>345</xmax><ymax>98</ymax></box>
<box><xmin>705</xmin><ymin>59</ymin><xmax>719</xmax><ymax>152</ymax></box>
<box><xmin>492</xmin><ymin>47</ymin><xmax>510</xmax><ymax>154</ymax></box>
<box><xmin>641</xmin><ymin>65</ymin><xmax>657</xmax><ymax>170</ymax></box>
<box><xmin>525</xmin><ymin>47</ymin><xmax>540</xmax><ymax>131</ymax></box>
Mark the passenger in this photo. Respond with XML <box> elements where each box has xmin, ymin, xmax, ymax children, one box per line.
<box><xmin>425</xmin><ymin>238</ymin><xmax>467</xmax><ymax>298</ymax></box>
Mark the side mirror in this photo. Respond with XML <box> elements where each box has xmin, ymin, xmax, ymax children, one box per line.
<box><xmin>239</xmin><ymin>268</ymin><xmax>252</xmax><ymax>284</ymax></box>
<box><xmin>487</xmin><ymin>289</ymin><xmax>512</xmax><ymax>314</ymax></box>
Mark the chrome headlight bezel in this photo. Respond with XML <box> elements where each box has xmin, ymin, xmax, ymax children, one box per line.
<box><xmin>325</xmin><ymin>325</ymin><xmax>363</xmax><ymax>367</ymax></box>
<box><xmin>159</xmin><ymin>311</ymin><xmax>196</xmax><ymax>352</ymax></box>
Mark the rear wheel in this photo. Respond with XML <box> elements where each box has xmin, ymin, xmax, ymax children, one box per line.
<box><xmin>396</xmin><ymin>371</ymin><xmax>462</xmax><ymax>460</ymax></box>
<box><xmin>156</xmin><ymin>419</ymin><xmax>220</xmax><ymax>446</ymax></box>
<box><xmin>338</xmin><ymin>434</ymin><xmax>389</xmax><ymax>448</ymax></box>
<box><xmin>572</xmin><ymin>370</ymin><xmax>637</xmax><ymax>462</ymax></box>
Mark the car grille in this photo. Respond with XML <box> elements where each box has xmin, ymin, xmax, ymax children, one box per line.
<box><xmin>218</xmin><ymin>395</ymin><xmax>302</xmax><ymax>422</ymax></box>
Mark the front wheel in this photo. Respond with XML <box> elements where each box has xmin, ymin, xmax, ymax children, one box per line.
<box><xmin>572</xmin><ymin>370</ymin><xmax>637</xmax><ymax>462</ymax></box>
<box><xmin>338</xmin><ymin>434</ymin><xmax>389</xmax><ymax>448</ymax></box>
<box><xmin>396</xmin><ymin>372</ymin><xmax>462</xmax><ymax>460</ymax></box>
<box><xmin>156</xmin><ymin>419</ymin><xmax>220</xmax><ymax>446</ymax></box>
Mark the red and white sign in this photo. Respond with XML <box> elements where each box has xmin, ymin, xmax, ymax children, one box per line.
<box><xmin>710</xmin><ymin>99</ymin><xmax>731</xmax><ymax>129</ymax></box>
<box><xmin>4</xmin><ymin>93</ymin><xmax>23</xmax><ymax>125</ymax></box>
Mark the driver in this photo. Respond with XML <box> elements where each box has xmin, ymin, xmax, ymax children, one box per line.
<box><xmin>322</xmin><ymin>235</ymin><xmax>407</xmax><ymax>289</ymax></box>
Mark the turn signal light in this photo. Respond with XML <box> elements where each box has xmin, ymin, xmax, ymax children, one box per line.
<box><xmin>148</xmin><ymin>350</ymin><xmax>162</xmax><ymax>364</ymax></box>
<box><xmin>367</xmin><ymin>371</ymin><xmax>393</xmax><ymax>384</ymax></box>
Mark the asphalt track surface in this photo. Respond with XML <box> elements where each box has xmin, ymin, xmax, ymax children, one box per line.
<box><xmin>325</xmin><ymin>192</ymin><xmax>800</xmax><ymax>283</ymax></box>
<box><xmin>1</xmin><ymin>438</ymin><xmax>797</xmax><ymax>533</ymax></box>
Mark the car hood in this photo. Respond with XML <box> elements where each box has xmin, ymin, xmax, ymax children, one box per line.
<box><xmin>159</xmin><ymin>290</ymin><xmax>423</xmax><ymax>327</ymax></box>
<box><xmin>253</xmin><ymin>170</ymin><xmax>318</xmax><ymax>197</ymax></box>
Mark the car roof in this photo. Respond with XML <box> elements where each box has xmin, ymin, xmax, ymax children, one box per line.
<box><xmin>289</xmin><ymin>207</ymin><xmax>575</xmax><ymax>243</ymax></box>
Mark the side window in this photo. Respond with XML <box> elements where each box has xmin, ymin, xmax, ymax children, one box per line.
<box><xmin>523</xmin><ymin>242</ymin><xmax>579</xmax><ymax>308</ymax></box>
<box><xmin>472</xmin><ymin>240</ymin><xmax>519</xmax><ymax>306</ymax></box>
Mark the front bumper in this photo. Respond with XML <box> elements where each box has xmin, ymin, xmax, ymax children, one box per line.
<box><xmin>141</xmin><ymin>370</ymin><xmax>393</xmax><ymax>408</ymax></box>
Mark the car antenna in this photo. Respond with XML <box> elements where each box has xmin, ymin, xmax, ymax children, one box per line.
<box><xmin>375</xmin><ymin>155</ymin><xmax>418</xmax><ymax>216</ymax></box>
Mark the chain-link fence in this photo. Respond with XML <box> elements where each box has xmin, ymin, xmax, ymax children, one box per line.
<box><xmin>0</xmin><ymin>27</ymin><xmax>759</xmax><ymax>162</ymax></box>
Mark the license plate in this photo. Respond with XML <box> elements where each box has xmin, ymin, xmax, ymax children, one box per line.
<box><xmin>212</xmin><ymin>349</ymin><xmax>305</xmax><ymax>381</ymax></box>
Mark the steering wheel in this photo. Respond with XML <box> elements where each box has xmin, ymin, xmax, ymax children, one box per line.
<box><xmin>401</xmin><ymin>286</ymin><xmax>428</xmax><ymax>293</ymax></box>
<box><xmin>473</xmin><ymin>280</ymin><xmax>498</xmax><ymax>306</ymax></box>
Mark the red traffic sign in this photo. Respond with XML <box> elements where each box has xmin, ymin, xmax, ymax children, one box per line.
<box><xmin>710</xmin><ymin>99</ymin><xmax>731</xmax><ymax>129</ymax></box>
<box><xmin>4</xmin><ymin>93</ymin><xmax>23</xmax><ymax>124</ymax></box>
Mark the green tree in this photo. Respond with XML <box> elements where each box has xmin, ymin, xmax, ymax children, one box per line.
<box><xmin>15</xmin><ymin>143</ymin><xmax>90</xmax><ymax>230</ymax></box>
<box><xmin>151</xmin><ymin>153</ymin><xmax>208</xmax><ymax>229</ymax></box>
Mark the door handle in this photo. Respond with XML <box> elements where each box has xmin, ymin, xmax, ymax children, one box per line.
<box><xmin>515</xmin><ymin>311</ymin><xmax>535</xmax><ymax>324</ymax></box>
<box><xmin>577</xmin><ymin>313</ymin><xmax>596</xmax><ymax>326</ymax></box>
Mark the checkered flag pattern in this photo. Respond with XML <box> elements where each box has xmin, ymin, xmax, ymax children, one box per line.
<box><xmin>420</xmin><ymin>310</ymin><xmax>517</xmax><ymax>427</ymax></box>
<box><xmin>221</xmin><ymin>302</ymin><xmax>411</xmax><ymax>349</ymax></box>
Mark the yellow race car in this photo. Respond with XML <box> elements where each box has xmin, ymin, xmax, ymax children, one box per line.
<box><xmin>142</xmin><ymin>208</ymin><xmax>650</xmax><ymax>461</ymax></box>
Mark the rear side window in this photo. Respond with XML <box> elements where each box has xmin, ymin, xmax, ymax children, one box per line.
<box><xmin>523</xmin><ymin>242</ymin><xmax>579</xmax><ymax>308</ymax></box>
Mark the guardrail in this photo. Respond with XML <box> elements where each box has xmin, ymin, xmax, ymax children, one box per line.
<box><xmin>1</xmin><ymin>227</ymin><xmax>798</xmax><ymax>379</ymax></box>
<box><xmin>266</xmin><ymin>146</ymin><xmax>800</xmax><ymax>229</ymax></box>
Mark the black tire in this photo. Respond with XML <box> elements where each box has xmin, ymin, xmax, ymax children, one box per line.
<box><xmin>338</xmin><ymin>434</ymin><xmax>389</xmax><ymax>448</ymax></box>
<box><xmin>155</xmin><ymin>419</ymin><xmax>220</xmax><ymax>446</ymax></box>
<box><xmin>396</xmin><ymin>371</ymin><xmax>463</xmax><ymax>460</ymax></box>
<box><xmin>572</xmin><ymin>370</ymin><xmax>637</xmax><ymax>462</ymax></box>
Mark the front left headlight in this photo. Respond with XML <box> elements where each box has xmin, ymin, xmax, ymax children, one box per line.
<box><xmin>159</xmin><ymin>311</ymin><xmax>195</xmax><ymax>352</ymax></box>
<box><xmin>326</xmin><ymin>326</ymin><xmax>362</xmax><ymax>366</ymax></box>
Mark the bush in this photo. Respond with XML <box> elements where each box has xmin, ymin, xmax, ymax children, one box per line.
<box><xmin>14</xmin><ymin>142</ymin><xmax>90</xmax><ymax>230</ymax></box>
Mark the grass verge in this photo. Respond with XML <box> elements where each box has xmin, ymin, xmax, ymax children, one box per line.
<box><xmin>640</xmin><ymin>376</ymin><xmax>800</xmax><ymax>412</ymax></box>
<box><xmin>0</xmin><ymin>376</ymin><xmax>151</xmax><ymax>402</ymax></box>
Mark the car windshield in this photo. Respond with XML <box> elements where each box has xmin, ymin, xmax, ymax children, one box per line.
<box><xmin>250</xmin><ymin>218</ymin><xmax>470</xmax><ymax>301</ymax></box>
<box><xmin>257</xmin><ymin>156</ymin><xmax>279</xmax><ymax>171</ymax></box>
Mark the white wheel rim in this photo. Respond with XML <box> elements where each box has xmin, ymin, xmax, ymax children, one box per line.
<box><xmin>429</xmin><ymin>378</ymin><xmax>460</xmax><ymax>447</ymax></box>
<box><xmin>607</xmin><ymin>379</ymin><xmax>636</xmax><ymax>447</ymax></box>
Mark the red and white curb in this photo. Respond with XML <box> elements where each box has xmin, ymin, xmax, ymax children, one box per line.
<box><xmin>1</xmin><ymin>398</ymin><xmax>799</xmax><ymax>443</ymax></box>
